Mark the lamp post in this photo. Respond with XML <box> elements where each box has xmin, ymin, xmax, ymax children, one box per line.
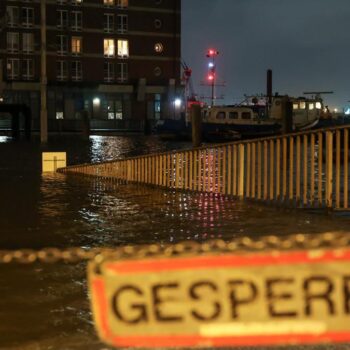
<box><xmin>40</xmin><ymin>0</ymin><xmax>48</xmax><ymax>143</ymax></box>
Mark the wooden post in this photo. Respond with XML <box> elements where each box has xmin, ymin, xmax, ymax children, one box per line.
<box><xmin>269</xmin><ymin>140</ymin><xmax>274</xmax><ymax>201</ymax></box>
<box><xmin>336</xmin><ymin>130</ymin><xmax>341</xmax><ymax>208</ymax></box>
<box><xmin>289</xmin><ymin>137</ymin><xmax>294</xmax><ymax>202</ymax></box>
<box><xmin>252</xmin><ymin>143</ymin><xmax>256</xmax><ymax>199</ymax></box>
<box><xmin>276</xmin><ymin>139</ymin><xmax>281</xmax><ymax>200</ymax></box>
<box><xmin>326</xmin><ymin>131</ymin><xmax>333</xmax><ymax>209</ymax></box>
<box><xmin>222</xmin><ymin>146</ymin><xmax>227</xmax><ymax>195</ymax></box>
<box><xmin>227</xmin><ymin>145</ymin><xmax>232</xmax><ymax>195</ymax></box>
<box><xmin>233</xmin><ymin>145</ymin><xmax>238</xmax><ymax>196</ymax></box>
<box><xmin>296</xmin><ymin>136</ymin><xmax>301</xmax><ymax>204</ymax></box>
<box><xmin>246</xmin><ymin>143</ymin><xmax>251</xmax><ymax>198</ymax></box>
<box><xmin>191</xmin><ymin>105</ymin><xmax>202</xmax><ymax>148</ymax></box>
<box><xmin>344</xmin><ymin>129</ymin><xmax>349</xmax><ymax>209</ymax></box>
<box><xmin>264</xmin><ymin>141</ymin><xmax>268</xmax><ymax>200</ymax></box>
<box><xmin>238</xmin><ymin>144</ymin><xmax>245</xmax><ymax>198</ymax></box>
<box><xmin>318</xmin><ymin>133</ymin><xmax>323</xmax><ymax>206</ymax></box>
<box><xmin>303</xmin><ymin>135</ymin><xmax>308</xmax><ymax>206</ymax></box>
<box><xmin>310</xmin><ymin>134</ymin><xmax>315</xmax><ymax>204</ymax></box>
<box><xmin>257</xmin><ymin>142</ymin><xmax>262</xmax><ymax>200</ymax></box>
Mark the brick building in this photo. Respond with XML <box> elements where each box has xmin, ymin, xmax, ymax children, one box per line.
<box><xmin>0</xmin><ymin>0</ymin><xmax>181</xmax><ymax>132</ymax></box>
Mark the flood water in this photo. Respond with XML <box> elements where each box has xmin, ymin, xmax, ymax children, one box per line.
<box><xmin>0</xmin><ymin>134</ymin><xmax>350</xmax><ymax>350</ymax></box>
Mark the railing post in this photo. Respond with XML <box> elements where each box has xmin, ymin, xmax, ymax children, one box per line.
<box><xmin>326</xmin><ymin>131</ymin><xmax>333</xmax><ymax>208</ymax></box>
<box><xmin>238</xmin><ymin>144</ymin><xmax>245</xmax><ymax>199</ymax></box>
<box><xmin>344</xmin><ymin>129</ymin><xmax>349</xmax><ymax>209</ymax></box>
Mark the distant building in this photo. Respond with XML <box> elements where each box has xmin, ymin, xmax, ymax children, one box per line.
<box><xmin>0</xmin><ymin>0</ymin><xmax>181</xmax><ymax>132</ymax></box>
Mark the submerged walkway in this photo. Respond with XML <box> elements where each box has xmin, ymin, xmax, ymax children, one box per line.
<box><xmin>59</xmin><ymin>125</ymin><xmax>350</xmax><ymax>211</ymax></box>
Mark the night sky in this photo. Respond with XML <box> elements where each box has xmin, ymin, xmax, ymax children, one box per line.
<box><xmin>182</xmin><ymin>0</ymin><xmax>350</xmax><ymax>111</ymax></box>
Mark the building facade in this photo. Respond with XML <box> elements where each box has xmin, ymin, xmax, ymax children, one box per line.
<box><xmin>0</xmin><ymin>0</ymin><xmax>181</xmax><ymax>132</ymax></box>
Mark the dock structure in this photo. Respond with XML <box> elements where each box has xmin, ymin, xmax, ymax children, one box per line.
<box><xmin>58</xmin><ymin>125</ymin><xmax>350</xmax><ymax>211</ymax></box>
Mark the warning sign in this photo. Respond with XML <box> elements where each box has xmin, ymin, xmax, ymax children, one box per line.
<box><xmin>88</xmin><ymin>249</ymin><xmax>350</xmax><ymax>348</ymax></box>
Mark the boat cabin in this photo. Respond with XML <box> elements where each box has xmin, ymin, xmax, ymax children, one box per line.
<box><xmin>202</xmin><ymin>107</ymin><xmax>257</xmax><ymax>124</ymax></box>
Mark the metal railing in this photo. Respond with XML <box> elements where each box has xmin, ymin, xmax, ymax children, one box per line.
<box><xmin>58</xmin><ymin>125</ymin><xmax>350</xmax><ymax>210</ymax></box>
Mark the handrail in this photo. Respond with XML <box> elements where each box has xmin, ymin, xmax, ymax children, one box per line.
<box><xmin>58</xmin><ymin>124</ymin><xmax>350</xmax><ymax>210</ymax></box>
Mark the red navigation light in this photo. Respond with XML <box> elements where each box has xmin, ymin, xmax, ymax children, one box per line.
<box><xmin>207</xmin><ymin>49</ymin><xmax>219</xmax><ymax>57</ymax></box>
<box><xmin>208</xmin><ymin>74</ymin><xmax>214</xmax><ymax>81</ymax></box>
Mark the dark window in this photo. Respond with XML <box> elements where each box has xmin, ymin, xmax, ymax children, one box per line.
<box><xmin>229</xmin><ymin>111</ymin><xmax>239</xmax><ymax>119</ymax></box>
<box><xmin>216</xmin><ymin>111</ymin><xmax>226</xmax><ymax>120</ymax></box>
<box><xmin>242</xmin><ymin>112</ymin><xmax>251</xmax><ymax>120</ymax></box>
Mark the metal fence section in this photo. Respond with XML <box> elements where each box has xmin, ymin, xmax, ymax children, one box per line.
<box><xmin>58</xmin><ymin>125</ymin><xmax>350</xmax><ymax>210</ymax></box>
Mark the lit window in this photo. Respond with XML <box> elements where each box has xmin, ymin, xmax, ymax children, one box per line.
<box><xmin>22</xmin><ymin>33</ymin><xmax>34</xmax><ymax>53</ymax></box>
<box><xmin>117</xmin><ymin>0</ymin><xmax>128</xmax><ymax>8</ymax></box>
<box><xmin>299</xmin><ymin>101</ymin><xmax>306</xmax><ymax>109</ymax></box>
<box><xmin>104</xmin><ymin>0</ymin><xmax>114</xmax><ymax>6</ymax></box>
<box><xmin>7</xmin><ymin>58</ymin><xmax>20</xmax><ymax>80</ymax></box>
<box><xmin>308</xmin><ymin>103</ymin><xmax>314</xmax><ymax>110</ymax></box>
<box><xmin>71</xmin><ymin>36</ymin><xmax>82</xmax><ymax>55</ymax></box>
<box><xmin>22</xmin><ymin>59</ymin><xmax>34</xmax><ymax>80</ymax></box>
<box><xmin>6</xmin><ymin>6</ymin><xmax>19</xmax><ymax>27</ymax></box>
<box><xmin>293</xmin><ymin>103</ymin><xmax>299</xmax><ymax>110</ymax></box>
<box><xmin>103</xmin><ymin>13</ymin><xmax>114</xmax><ymax>33</ymax></box>
<box><xmin>116</xmin><ymin>62</ymin><xmax>128</xmax><ymax>82</ymax></box>
<box><xmin>117</xmin><ymin>14</ymin><xmax>128</xmax><ymax>33</ymax></box>
<box><xmin>154</xmin><ymin>43</ymin><xmax>163</xmax><ymax>53</ymax></box>
<box><xmin>104</xmin><ymin>39</ymin><xmax>115</xmax><ymax>57</ymax></box>
<box><xmin>316</xmin><ymin>102</ymin><xmax>322</xmax><ymax>109</ymax></box>
<box><xmin>56</xmin><ymin>112</ymin><xmax>64</xmax><ymax>119</ymax></box>
<box><xmin>6</xmin><ymin>32</ymin><xmax>19</xmax><ymax>52</ymax></box>
<box><xmin>115</xmin><ymin>100</ymin><xmax>123</xmax><ymax>119</ymax></box>
<box><xmin>117</xmin><ymin>39</ymin><xmax>129</xmax><ymax>57</ymax></box>
<box><xmin>154</xmin><ymin>94</ymin><xmax>161</xmax><ymax>119</ymax></box>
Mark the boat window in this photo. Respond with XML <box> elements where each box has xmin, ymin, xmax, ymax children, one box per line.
<box><xmin>229</xmin><ymin>111</ymin><xmax>239</xmax><ymax>119</ymax></box>
<box><xmin>241</xmin><ymin>112</ymin><xmax>251</xmax><ymax>120</ymax></box>
<box><xmin>293</xmin><ymin>103</ymin><xmax>299</xmax><ymax>110</ymax></box>
<box><xmin>299</xmin><ymin>101</ymin><xmax>306</xmax><ymax>109</ymax></box>
<box><xmin>308</xmin><ymin>103</ymin><xmax>314</xmax><ymax>110</ymax></box>
<box><xmin>216</xmin><ymin>111</ymin><xmax>226</xmax><ymax>120</ymax></box>
<box><xmin>316</xmin><ymin>102</ymin><xmax>322</xmax><ymax>109</ymax></box>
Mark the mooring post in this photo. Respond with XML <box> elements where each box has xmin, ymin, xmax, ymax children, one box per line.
<box><xmin>191</xmin><ymin>105</ymin><xmax>202</xmax><ymax>148</ymax></box>
<box><xmin>281</xmin><ymin>97</ymin><xmax>293</xmax><ymax>134</ymax></box>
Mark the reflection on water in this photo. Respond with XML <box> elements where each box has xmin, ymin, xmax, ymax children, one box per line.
<box><xmin>0</xmin><ymin>135</ymin><xmax>349</xmax><ymax>350</ymax></box>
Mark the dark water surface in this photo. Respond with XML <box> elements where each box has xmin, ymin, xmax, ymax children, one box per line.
<box><xmin>0</xmin><ymin>135</ymin><xmax>350</xmax><ymax>350</ymax></box>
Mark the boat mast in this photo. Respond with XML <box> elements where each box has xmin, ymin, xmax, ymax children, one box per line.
<box><xmin>207</xmin><ymin>49</ymin><xmax>218</xmax><ymax>107</ymax></box>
